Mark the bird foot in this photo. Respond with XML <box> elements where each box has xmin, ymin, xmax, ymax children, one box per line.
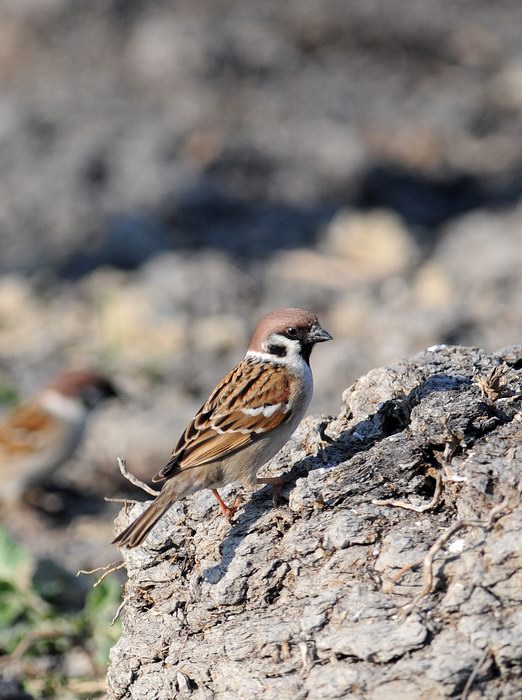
<box><xmin>212</xmin><ymin>489</ymin><xmax>244</xmax><ymax>522</ymax></box>
<box><xmin>256</xmin><ymin>472</ymin><xmax>293</xmax><ymax>505</ymax></box>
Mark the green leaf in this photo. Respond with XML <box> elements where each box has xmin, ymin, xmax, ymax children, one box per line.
<box><xmin>0</xmin><ymin>381</ymin><xmax>19</xmax><ymax>407</ymax></box>
<box><xmin>83</xmin><ymin>576</ymin><xmax>122</xmax><ymax>664</ymax></box>
<box><xmin>0</xmin><ymin>526</ymin><xmax>33</xmax><ymax>584</ymax></box>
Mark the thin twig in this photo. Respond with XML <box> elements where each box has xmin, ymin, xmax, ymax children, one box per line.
<box><xmin>460</xmin><ymin>648</ymin><xmax>490</xmax><ymax>700</ymax></box>
<box><xmin>67</xmin><ymin>679</ymin><xmax>107</xmax><ymax>695</ymax></box>
<box><xmin>398</xmin><ymin>498</ymin><xmax>511</xmax><ymax>616</ymax></box>
<box><xmin>105</xmin><ymin>496</ymin><xmax>140</xmax><ymax>504</ymax></box>
<box><xmin>0</xmin><ymin>629</ymin><xmax>64</xmax><ymax>665</ymax></box>
<box><xmin>373</xmin><ymin>473</ymin><xmax>442</xmax><ymax>513</ymax></box>
<box><xmin>76</xmin><ymin>560</ymin><xmax>125</xmax><ymax>587</ymax></box>
<box><xmin>390</xmin><ymin>560</ymin><xmax>421</xmax><ymax>583</ymax></box>
<box><xmin>111</xmin><ymin>594</ymin><xmax>129</xmax><ymax>626</ymax></box>
<box><xmin>117</xmin><ymin>455</ymin><xmax>158</xmax><ymax>496</ymax></box>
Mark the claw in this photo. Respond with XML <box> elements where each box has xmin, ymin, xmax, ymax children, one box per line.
<box><xmin>212</xmin><ymin>489</ymin><xmax>244</xmax><ymax>521</ymax></box>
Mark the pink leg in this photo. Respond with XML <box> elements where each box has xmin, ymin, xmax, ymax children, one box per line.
<box><xmin>256</xmin><ymin>473</ymin><xmax>293</xmax><ymax>504</ymax></box>
<box><xmin>256</xmin><ymin>475</ymin><xmax>291</xmax><ymax>486</ymax></box>
<box><xmin>212</xmin><ymin>489</ymin><xmax>244</xmax><ymax>522</ymax></box>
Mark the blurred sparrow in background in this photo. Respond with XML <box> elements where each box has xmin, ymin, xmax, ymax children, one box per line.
<box><xmin>113</xmin><ymin>307</ymin><xmax>332</xmax><ymax>548</ymax></box>
<box><xmin>0</xmin><ymin>370</ymin><xmax>118</xmax><ymax>509</ymax></box>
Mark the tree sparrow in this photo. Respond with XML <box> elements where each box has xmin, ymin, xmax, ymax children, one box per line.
<box><xmin>0</xmin><ymin>370</ymin><xmax>118</xmax><ymax>508</ymax></box>
<box><xmin>113</xmin><ymin>308</ymin><xmax>332</xmax><ymax>548</ymax></box>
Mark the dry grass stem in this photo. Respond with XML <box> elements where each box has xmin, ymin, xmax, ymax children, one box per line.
<box><xmin>76</xmin><ymin>560</ymin><xmax>125</xmax><ymax>587</ymax></box>
<box><xmin>0</xmin><ymin>629</ymin><xmax>64</xmax><ymax>665</ymax></box>
<box><xmin>460</xmin><ymin>647</ymin><xmax>491</xmax><ymax>700</ymax></box>
<box><xmin>398</xmin><ymin>498</ymin><xmax>512</xmax><ymax>616</ymax></box>
<box><xmin>111</xmin><ymin>595</ymin><xmax>129</xmax><ymax>626</ymax></box>
<box><xmin>117</xmin><ymin>455</ymin><xmax>158</xmax><ymax>496</ymax></box>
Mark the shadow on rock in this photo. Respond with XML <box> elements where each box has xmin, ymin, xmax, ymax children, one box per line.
<box><xmin>204</xmin><ymin>371</ymin><xmax>473</xmax><ymax>582</ymax></box>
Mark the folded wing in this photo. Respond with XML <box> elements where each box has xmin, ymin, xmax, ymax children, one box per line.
<box><xmin>153</xmin><ymin>359</ymin><xmax>292</xmax><ymax>482</ymax></box>
<box><xmin>0</xmin><ymin>402</ymin><xmax>60</xmax><ymax>457</ymax></box>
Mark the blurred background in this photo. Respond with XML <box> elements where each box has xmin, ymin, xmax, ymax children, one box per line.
<box><xmin>0</xmin><ymin>0</ymin><xmax>521</xmax><ymax>696</ymax></box>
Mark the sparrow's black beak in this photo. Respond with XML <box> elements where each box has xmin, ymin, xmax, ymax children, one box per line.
<box><xmin>309</xmin><ymin>325</ymin><xmax>333</xmax><ymax>343</ymax></box>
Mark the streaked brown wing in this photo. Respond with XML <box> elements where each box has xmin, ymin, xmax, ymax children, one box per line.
<box><xmin>0</xmin><ymin>402</ymin><xmax>60</xmax><ymax>456</ymax></box>
<box><xmin>153</xmin><ymin>359</ymin><xmax>292</xmax><ymax>482</ymax></box>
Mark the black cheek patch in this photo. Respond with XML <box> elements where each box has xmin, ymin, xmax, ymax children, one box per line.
<box><xmin>267</xmin><ymin>343</ymin><xmax>287</xmax><ymax>358</ymax></box>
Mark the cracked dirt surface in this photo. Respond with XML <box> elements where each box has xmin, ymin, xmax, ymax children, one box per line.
<box><xmin>108</xmin><ymin>345</ymin><xmax>522</xmax><ymax>699</ymax></box>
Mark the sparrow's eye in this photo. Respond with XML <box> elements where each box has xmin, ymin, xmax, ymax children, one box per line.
<box><xmin>286</xmin><ymin>327</ymin><xmax>298</xmax><ymax>338</ymax></box>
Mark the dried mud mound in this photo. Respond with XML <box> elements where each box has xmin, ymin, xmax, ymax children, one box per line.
<box><xmin>108</xmin><ymin>345</ymin><xmax>522</xmax><ymax>699</ymax></box>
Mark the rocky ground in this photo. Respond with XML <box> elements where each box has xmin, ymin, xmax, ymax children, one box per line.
<box><xmin>108</xmin><ymin>344</ymin><xmax>522</xmax><ymax>699</ymax></box>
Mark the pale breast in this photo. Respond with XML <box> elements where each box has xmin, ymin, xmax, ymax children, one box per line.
<box><xmin>219</xmin><ymin>359</ymin><xmax>313</xmax><ymax>487</ymax></box>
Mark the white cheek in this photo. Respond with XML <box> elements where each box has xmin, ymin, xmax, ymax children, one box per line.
<box><xmin>40</xmin><ymin>390</ymin><xmax>87</xmax><ymax>423</ymax></box>
<box><xmin>265</xmin><ymin>335</ymin><xmax>302</xmax><ymax>358</ymax></box>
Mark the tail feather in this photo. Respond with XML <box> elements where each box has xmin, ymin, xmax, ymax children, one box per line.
<box><xmin>112</xmin><ymin>489</ymin><xmax>175</xmax><ymax>548</ymax></box>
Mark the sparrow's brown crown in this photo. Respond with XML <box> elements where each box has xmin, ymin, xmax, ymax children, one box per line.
<box><xmin>249</xmin><ymin>307</ymin><xmax>332</xmax><ymax>355</ymax></box>
<box><xmin>46</xmin><ymin>370</ymin><xmax>118</xmax><ymax>408</ymax></box>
